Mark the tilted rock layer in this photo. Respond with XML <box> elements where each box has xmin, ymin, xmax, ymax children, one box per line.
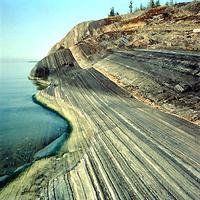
<box><xmin>31</xmin><ymin>2</ymin><xmax>200</xmax><ymax>124</ymax></box>
<box><xmin>1</xmin><ymin>2</ymin><xmax>200</xmax><ymax>200</ymax></box>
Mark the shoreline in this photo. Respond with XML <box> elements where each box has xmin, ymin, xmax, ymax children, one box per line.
<box><xmin>1</xmin><ymin>61</ymin><xmax>200</xmax><ymax>200</ymax></box>
<box><xmin>1</xmin><ymin>2</ymin><xmax>200</xmax><ymax>197</ymax></box>
<box><xmin>32</xmin><ymin>94</ymin><xmax>72</xmax><ymax>128</ymax></box>
<box><xmin>0</xmin><ymin>92</ymin><xmax>72</xmax><ymax>189</ymax></box>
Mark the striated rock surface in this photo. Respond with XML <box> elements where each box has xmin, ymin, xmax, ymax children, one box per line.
<box><xmin>94</xmin><ymin>49</ymin><xmax>200</xmax><ymax>124</ymax></box>
<box><xmin>1</xmin><ymin>2</ymin><xmax>200</xmax><ymax>200</ymax></box>
<box><xmin>1</xmin><ymin>47</ymin><xmax>200</xmax><ymax>200</ymax></box>
<box><xmin>42</xmin><ymin>2</ymin><xmax>200</xmax><ymax>124</ymax></box>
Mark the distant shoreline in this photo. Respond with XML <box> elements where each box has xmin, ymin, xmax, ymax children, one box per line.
<box><xmin>0</xmin><ymin>59</ymin><xmax>38</xmax><ymax>63</ymax></box>
<box><xmin>28</xmin><ymin>61</ymin><xmax>38</xmax><ymax>63</ymax></box>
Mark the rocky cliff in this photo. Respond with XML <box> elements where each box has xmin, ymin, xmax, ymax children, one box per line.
<box><xmin>31</xmin><ymin>2</ymin><xmax>200</xmax><ymax>124</ymax></box>
<box><xmin>1</xmin><ymin>2</ymin><xmax>200</xmax><ymax>200</ymax></box>
<box><xmin>50</xmin><ymin>2</ymin><xmax>200</xmax><ymax>53</ymax></box>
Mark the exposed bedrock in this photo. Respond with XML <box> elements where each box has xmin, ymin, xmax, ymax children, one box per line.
<box><xmin>94</xmin><ymin>49</ymin><xmax>200</xmax><ymax>123</ymax></box>
<box><xmin>30</xmin><ymin>45</ymin><xmax>200</xmax><ymax>124</ymax></box>
<box><xmin>2</xmin><ymin>46</ymin><xmax>199</xmax><ymax>200</ymax></box>
<box><xmin>30</xmin><ymin>48</ymin><xmax>76</xmax><ymax>79</ymax></box>
<box><xmin>2</xmin><ymin>57</ymin><xmax>200</xmax><ymax>198</ymax></box>
<box><xmin>29</xmin><ymin>1</ymin><xmax>200</xmax><ymax>124</ymax></box>
<box><xmin>1</xmin><ymin>2</ymin><xmax>200</xmax><ymax>199</ymax></box>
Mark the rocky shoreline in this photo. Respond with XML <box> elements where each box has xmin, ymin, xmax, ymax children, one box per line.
<box><xmin>0</xmin><ymin>92</ymin><xmax>70</xmax><ymax>189</ymax></box>
<box><xmin>1</xmin><ymin>2</ymin><xmax>199</xmax><ymax>199</ymax></box>
<box><xmin>1</xmin><ymin>46</ymin><xmax>199</xmax><ymax>199</ymax></box>
<box><xmin>47</xmin><ymin>1</ymin><xmax>200</xmax><ymax>125</ymax></box>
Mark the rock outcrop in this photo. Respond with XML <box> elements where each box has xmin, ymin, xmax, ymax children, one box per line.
<box><xmin>30</xmin><ymin>2</ymin><xmax>200</xmax><ymax>124</ymax></box>
<box><xmin>49</xmin><ymin>1</ymin><xmax>200</xmax><ymax>54</ymax></box>
<box><xmin>94</xmin><ymin>49</ymin><xmax>200</xmax><ymax>124</ymax></box>
<box><xmin>1</xmin><ymin>2</ymin><xmax>200</xmax><ymax>200</ymax></box>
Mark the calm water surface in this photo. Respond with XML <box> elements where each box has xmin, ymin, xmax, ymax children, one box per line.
<box><xmin>0</xmin><ymin>60</ymin><xmax>67</xmax><ymax>176</ymax></box>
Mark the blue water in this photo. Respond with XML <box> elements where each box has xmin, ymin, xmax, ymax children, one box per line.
<box><xmin>0</xmin><ymin>60</ymin><xmax>67</xmax><ymax>176</ymax></box>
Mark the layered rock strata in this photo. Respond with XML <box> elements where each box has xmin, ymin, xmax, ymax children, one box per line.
<box><xmin>1</xmin><ymin>2</ymin><xmax>200</xmax><ymax>200</ymax></box>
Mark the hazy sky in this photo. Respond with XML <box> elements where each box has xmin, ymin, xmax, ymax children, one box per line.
<box><xmin>0</xmin><ymin>0</ymin><xmax>190</xmax><ymax>60</ymax></box>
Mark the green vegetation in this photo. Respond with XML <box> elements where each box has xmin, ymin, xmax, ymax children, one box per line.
<box><xmin>140</xmin><ymin>3</ymin><xmax>148</xmax><ymax>11</ymax></box>
<box><xmin>108</xmin><ymin>0</ymin><xmax>183</xmax><ymax>16</ymax></box>
<box><xmin>109</xmin><ymin>7</ymin><xmax>115</xmax><ymax>16</ymax></box>
<box><xmin>129</xmin><ymin>1</ymin><xmax>133</xmax><ymax>13</ymax></box>
<box><xmin>155</xmin><ymin>0</ymin><xmax>161</xmax><ymax>7</ymax></box>
<box><xmin>108</xmin><ymin>7</ymin><xmax>120</xmax><ymax>16</ymax></box>
<box><xmin>148</xmin><ymin>0</ymin><xmax>156</xmax><ymax>8</ymax></box>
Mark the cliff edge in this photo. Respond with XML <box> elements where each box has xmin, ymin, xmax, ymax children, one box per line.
<box><xmin>1</xmin><ymin>2</ymin><xmax>200</xmax><ymax>200</ymax></box>
<box><xmin>31</xmin><ymin>2</ymin><xmax>200</xmax><ymax>124</ymax></box>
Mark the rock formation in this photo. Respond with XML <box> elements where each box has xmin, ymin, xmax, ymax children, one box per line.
<box><xmin>1</xmin><ymin>2</ymin><xmax>200</xmax><ymax>200</ymax></box>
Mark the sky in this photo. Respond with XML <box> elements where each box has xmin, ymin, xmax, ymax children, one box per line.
<box><xmin>0</xmin><ymin>0</ymin><xmax>191</xmax><ymax>60</ymax></box>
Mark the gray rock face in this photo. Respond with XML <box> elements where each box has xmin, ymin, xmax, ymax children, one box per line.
<box><xmin>4</xmin><ymin>48</ymin><xmax>199</xmax><ymax>200</ymax></box>
<box><xmin>34</xmin><ymin>66</ymin><xmax>49</xmax><ymax>79</ymax></box>
<box><xmin>94</xmin><ymin>49</ymin><xmax>200</xmax><ymax>123</ymax></box>
<box><xmin>175</xmin><ymin>84</ymin><xmax>190</xmax><ymax>93</ymax></box>
<box><xmin>2</xmin><ymin>2</ymin><xmax>200</xmax><ymax>198</ymax></box>
<box><xmin>30</xmin><ymin>48</ymin><xmax>76</xmax><ymax>79</ymax></box>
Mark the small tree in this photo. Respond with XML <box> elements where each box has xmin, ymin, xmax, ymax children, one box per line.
<box><xmin>170</xmin><ymin>0</ymin><xmax>174</xmax><ymax>5</ymax></box>
<box><xmin>155</xmin><ymin>0</ymin><xmax>160</xmax><ymax>7</ymax></box>
<box><xmin>140</xmin><ymin>3</ymin><xmax>144</xmax><ymax>10</ymax></box>
<box><xmin>148</xmin><ymin>0</ymin><xmax>155</xmax><ymax>8</ymax></box>
<box><xmin>134</xmin><ymin>7</ymin><xmax>140</xmax><ymax>12</ymax></box>
<box><xmin>129</xmin><ymin>1</ymin><xmax>133</xmax><ymax>13</ymax></box>
<box><xmin>109</xmin><ymin>7</ymin><xmax>115</xmax><ymax>16</ymax></box>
